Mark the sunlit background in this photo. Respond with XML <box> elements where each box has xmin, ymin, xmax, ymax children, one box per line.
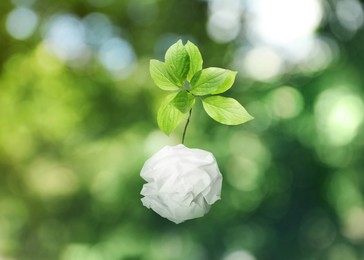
<box><xmin>1</xmin><ymin>0</ymin><xmax>364</xmax><ymax>259</ymax></box>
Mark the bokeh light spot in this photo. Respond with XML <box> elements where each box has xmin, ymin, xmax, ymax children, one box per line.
<box><xmin>326</xmin><ymin>171</ymin><xmax>363</xmax><ymax>216</ymax></box>
<box><xmin>207</xmin><ymin>0</ymin><xmax>243</xmax><ymax>43</ymax></box>
<box><xmin>243</xmin><ymin>46</ymin><xmax>284</xmax><ymax>81</ymax></box>
<box><xmin>60</xmin><ymin>243</ymin><xmax>103</xmax><ymax>260</ymax></box>
<box><xmin>336</xmin><ymin>0</ymin><xmax>364</xmax><ymax>32</ymax></box>
<box><xmin>268</xmin><ymin>86</ymin><xmax>304</xmax><ymax>119</ymax></box>
<box><xmin>207</xmin><ymin>10</ymin><xmax>241</xmax><ymax>43</ymax></box>
<box><xmin>98</xmin><ymin>38</ymin><xmax>137</xmax><ymax>79</ymax></box>
<box><xmin>227</xmin><ymin>158</ymin><xmax>260</xmax><ymax>191</ymax></box>
<box><xmin>227</xmin><ymin>132</ymin><xmax>271</xmax><ymax>192</ymax></box>
<box><xmin>83</xmin><ymin>13</ymin><xmax>113</xmax><ymax>47</ymax></box>
<box><xmin>26</xmin><ymin>160</ymin><xmax>79</xmax><ymax>198</ymax></box>
<box><xmin>43</xmin><ymin>14</ymin><xmax>89</xmax><ymax>64</ymax></box>
<box><xmin>223</xmin><ymin>250</ymin><xmax>256</xmax><ymax>260</ymax></box>
<box><xmin>229</xmin><ymin>132</ymin><xmax>271</xmax><ymax>169</ymax></box>
<box><xmin>6</xmin><ymin>7</ymin><xmax>38</xmax><ymax>40</ymax></box>
<box><xmin>245</xmin><ymin>0</ymin><xmax>324</xmax><ymax>63</ymax></box>
<box><xmin>343</xmin><ymin>207</ymin><xmax>364</xmax><ymax>240</ymax></box>
<box><xmin>315</xmin><ymin>89</ymin><xmax>364</xmax><ymax>146</ymax></box>
<box><xmin>144</xmin><ymin>130</ymin><xmax>173</xmax><ymax>157</ymax></box>
<box><xmin>248</xmin><ymin>0</ymin><xmax>322</xmax><ymax>47</ymax></box>
<box><xmin>298</xmin><ymin>37</ymin><xmax>337</xmax><ymax>73</ymax></box>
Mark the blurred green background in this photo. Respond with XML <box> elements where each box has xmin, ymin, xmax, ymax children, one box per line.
<box><xmin>1</xmin><ymin>0</ymin><xmax>364</xmax><ymax>259</ymax></box>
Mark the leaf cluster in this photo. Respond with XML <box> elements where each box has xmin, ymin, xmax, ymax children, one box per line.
<box><xmin>150</xmin><ymin>40</ymin><xmax>253</xmax><ymax>135</ymax></box>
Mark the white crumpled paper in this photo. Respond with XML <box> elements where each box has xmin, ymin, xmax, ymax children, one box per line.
<box><xmin>140</xmin><ymin>144</ymin><xmax>222</xmax><ymax>224</ymax></box>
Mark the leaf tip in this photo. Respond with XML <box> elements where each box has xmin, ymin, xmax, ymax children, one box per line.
<box><xmin>242</xmin><ymin>114</ymin><xmax>254</xmax><ymax>124</ymax></box>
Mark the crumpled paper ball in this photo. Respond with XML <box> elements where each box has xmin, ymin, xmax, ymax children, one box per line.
<box><xmin>140</xmin><ymin>144</ymin><xmax>222</xmax><ymax>224</ymax></box>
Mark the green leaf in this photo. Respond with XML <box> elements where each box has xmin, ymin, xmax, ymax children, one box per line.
<box><xmin>190</xmin><ymin>67</ymin><xmax>230</xmax><ymax>96</ymax></box>
<box><xmin>171</xmin><ymin>91</ymin><xmax>195</xmax><ymax>113</ymax></box>
<box><xmin>202</xmin><ymin>96</ymin><xmax>254</xmax><ymax>125</ymax></box>
<box><xmin>150</xmin><ymin>60</ymin><xmax>180</xmax><ymax>91</ymax></box>
<box><xmin>157</xmin><ymin>93</ymin><xmax>186</xmax><ymax>135</ymax></box>
<box><xmin>211</xmin><ymin>70</ymin><xmax>237</xmax><ymax>94</ymax></box>
<box><xmin>165</xmin><ymin>40</ymin><xmax>190</xmax><ymax>86</ymax></box>
<box><xmin>185</xmin><ymin>41</ymin><xmax>203</xmax><ymax>81</ymax></box>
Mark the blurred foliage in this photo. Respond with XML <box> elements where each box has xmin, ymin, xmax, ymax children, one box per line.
<box><xmin>1</xmin><ymin>0</ymin><xmax>364</xmax><ymax>259</ymax></box>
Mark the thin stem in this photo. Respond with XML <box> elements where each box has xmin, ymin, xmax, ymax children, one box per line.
<box><xmin>181</xmin><ymin>108</ymin><xmax>192</xmax><ymax>145</ymax></box>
